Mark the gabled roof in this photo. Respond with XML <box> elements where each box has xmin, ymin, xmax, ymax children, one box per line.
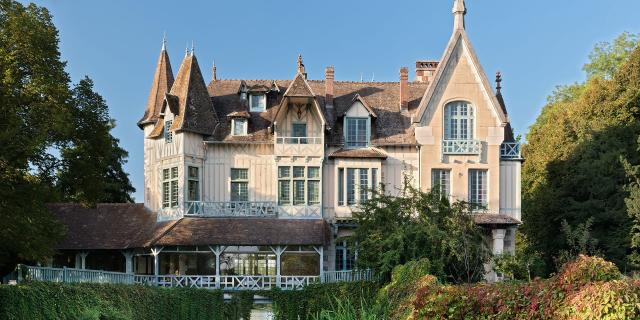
<box><xmin>344</xmin><ymin>94</ymin><xmax>377</xmax><ymax>118</ymax></box>
<box><xmin>283</xmin><ymin>72</ymin><xmax>315</xmax><ymax>97</ymax></box>
<box><xmin>413</xmin><ymin>29</ymin><xmax>507</xmax><ymax>125</ymax></box>
<box><xmin>150</xmin><ymin>53</ymin><xmax>218</xmax><ymax>137</ymax></box>
<box><xmin>138</xmin><ymin>47</ymin><xmax>174</xmax><ymax>128</ymax></box>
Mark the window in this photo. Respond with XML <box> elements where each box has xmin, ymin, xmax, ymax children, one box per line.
<box><xmin>338</xmin><ymin>168</ymin><xmax>345</xmax><ymax>206</ymax></box>
<box><xmin>277</xmin><ymin>166</ymin><xmax>321</xmax><ymax>206</ymax></box>
<box><xmin>162</xmin><ymin>167</ymin><xmax>178</xmax><ymax>208</ymax></box>
<box><xmin>335</xmin><ymin>240</ymin><xmax>356</xmax><ymax>271</ymax></box>
<box><xmin>292</xmin><ymin>123</ymin><xmax>307</xmax><ymax>144</ymax></box>
<box><xmin>431</xmin><ymin>169</ymin><xmax>451</xmax><ymax>198</ymax></box>
<box><xmin>230</xmin><ymin>169</ymin><xmax>248</xmax><ymax>201</ymax></box>
<box><xmin>232</xmin><ymin>118</ymin><xmax>247</xmax><ymax>136</ymax></box>
<box><xmin>469</xmin><ymin>169</ymin><xmax>487</xmax><ymax>210</ymax></box>
<box><xmin>345</xmin><ymin>118</ymin><xmax>369</xmax><ymax>148</ymax></box>
<box><xmin>187</xmin><ymin>166</ymin><xmax>200</xmax><ymax>201</ymax></box>
<box><xmin>164</xmin><ymin>120</ymin><xmax>173</xmax><ymax>143</ymax></box>
<box><xmin>444</xmin><ymin>101</ymin><xmax>474</xmax><ymax>140</ymax></box>
<box><xmin>339</xmin><ymin>168</ymin><xmax>375</xmax><ymax>206</ymax></box>
<box><xmin>249</xmin><ymin>94</ymin><xmax>266</xmax><ymax>112</ymax></box>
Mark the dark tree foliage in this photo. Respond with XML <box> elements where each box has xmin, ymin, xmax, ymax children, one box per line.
<box><xmin>57</xmin><ymin>78</ymin><xmax>134</xmax><ymax>205</ymax></box>
<box><xmin>352</xmin><ymin>179</ymin><xmax>491</xmax><ymax>284</ymax></box>
<box><xmin>523</xmin><ymin>35</ymin><xmax>640</xmax><ymax>273</ymax></box>
<box><xmin>0</xmin><ymin>0</ymin><xmax>134</xmax><ymax>274</ymax></box>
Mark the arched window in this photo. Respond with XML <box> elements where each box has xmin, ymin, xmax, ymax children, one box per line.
<box><xmin>444</xmin><ymin>101</ymin><xmax>474</xmax><ymax>140</ymax></box>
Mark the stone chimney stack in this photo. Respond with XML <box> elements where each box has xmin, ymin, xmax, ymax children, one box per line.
<box><xmin>325</xmin><ymin>66</ymin><xmax>334</xmax><ymax>108</ymax></box>
<box><xmin>415</xmin><ymin>60</ymin><xmax>439</xmax><ymax>83</ymax></box>
<box><xmin>400</xmin><ymin>67</ymin><xmax>408</xmax><ymax>112</ymax></box>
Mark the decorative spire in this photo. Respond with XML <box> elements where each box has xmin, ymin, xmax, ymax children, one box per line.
<box><xmin>453</xmin><ymin>0</ymin><xmax>466</xmax><ymax>30</ymax></box>
<box><xmin>296</xmin><ymin>54</ymin><xmax>307</xmax><ymax>79</ymax></box>
<box><xmin>161</xmin><ymin>32</ymin><xmax>167</xmax><ymax>51</ymax></box>
<box><xmin>212</xmin><ymin>59</ymin><xmax>217</xmax><ymax>81</ymax></box>
<box><xmin>495</xmin><ymin>71</ymin><xmax>502</xmax><ymax>94</ymax></box>
<box><xmin>190</xmin><ymin>40</ymin><xmax>195</xmax><ymax>56</ymax></box>
<box><xmin>185</xmin><ymin>43</ymin><xmax>189</xmax><ymax>57</ymax></box>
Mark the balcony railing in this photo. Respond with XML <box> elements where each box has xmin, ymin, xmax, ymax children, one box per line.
<box><xmin>184</xmin><ymin>201</ymin><xmax>278</xmax><ymax>218</ymax></box>
<box><xmin>500</xmin><ymin>142</ymin><xmax>522</xmax><ymax>159</ymax></box>
<box><xmin>442</xmin><ymin>139</ymin><xmax>482</xmax><ymax>158</ymax></box>
<box><xmin>18</xmin><ymin>265</ymin><xmax>134</xmax><ymax>284</ymax></box>
<box><xmin>276</xmin><ymin>136</ymin><xmax>322</xmax><ymax>145</ymax></box>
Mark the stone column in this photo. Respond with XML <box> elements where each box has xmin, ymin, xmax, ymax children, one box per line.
<box><xmin>492</xmin><ymin>229</ymin><xmax>506</xmax><ymax>255</ymax></box>
<box><xmin>75</xmin><ymin>251</ymin><xmax>89</xmax><ymax>269</ymax></box>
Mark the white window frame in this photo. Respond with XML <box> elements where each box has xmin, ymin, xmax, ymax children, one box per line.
<box><xmin>443</xmin><ymin>101</ymin><xmax>475</xmax><ymax>140</ymax></box>
<box><xmin>431</xmin><ymin>169</ymin><xmax>451</xmax><ymax>199</ymax></box>
<box><xmin>231</xmin><ymin>118</ymin><xmax>248</xmax><ymax>136</ymax></box>
<box><xmin>230</xmin><ymin>168</ymin><xmax>249</xmax><ymax>202</ymax></box>
<box><xmin>338</xmin><ymin>167</ymin><xmax>374</xmax><ymax>207</ymax></box>
<box><xmin>468</xmin><ymin>169</ymin><xmax>488</xmax><ymax>211</ymax></box>
<box><xmin>277</xmin><ymin>166</ymin><xmax>321</xmax><ymax>206</ymax></box>
<box><xmin>249</xmin><ymin>94</ymin><xmax>266</xmax><ymax>112</ymax></box>
<box><xmin>344</xmin><ymin>117</ymin><xmax>370</xmax><ymax>148</ymax></box>
<box><xmin>162</xmin><ymin>166</ymin><xmax>179</xmax><ymax>208</ymax></box>
<box><xmin>187</xmin><ymin>166</ymin><xmax>200</xmax><ymax>202</ymax></box>
<box><xmin>164</xmin><ymin>120</ymin><xmax>173</xmax><ymax>143</ymax></box>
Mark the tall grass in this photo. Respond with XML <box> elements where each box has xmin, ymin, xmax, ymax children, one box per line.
<box><xmin>312</xmin><ymin>297</ymin><xmax>389</xmax><ymax>320</ymax></box>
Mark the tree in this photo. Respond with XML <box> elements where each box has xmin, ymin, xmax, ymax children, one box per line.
<box><xmin>522</xmin><ymin>33</ymin><xmax>640</xmax><ymax>274</ymax></box>
<box><xmin>56</xmin><ymin>78</ymin><xmax>134</xmax><ymax>205</ymax></box>
<box><xmin>352</xmin><ymin>180</ymin><xmax>491</xmax><ymax>284</ymax></box>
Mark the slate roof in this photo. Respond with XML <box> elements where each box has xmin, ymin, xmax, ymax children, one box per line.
<box><xmin>328</xmin><ymin>148</ymin><xmax>388</xmax><ymax>159</ymax></box>
<box><xmin>48</xmin><ymin>203</ymin><xmax>326</xmax><ymax>249</ymax></box>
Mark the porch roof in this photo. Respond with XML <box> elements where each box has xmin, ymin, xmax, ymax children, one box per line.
<box><xmin>473</xmin><ymin>214</ymin><xmax>521</xmax><ymax>226</ymax></box>
<box><xmin>153</xmin><ymin>217</ymin><xmax>327</xmax><ymax>246</ymax></box>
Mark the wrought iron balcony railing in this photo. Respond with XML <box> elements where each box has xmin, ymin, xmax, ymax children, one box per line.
<box><xmin>441</xmin><ymin>139</ymin><xmax>482</xmax><ymax>157</ymax></box>
<box><xmin>500</xmin><ymin>142</ymin><xmax>522</xmax><ymax>159</ymax></box>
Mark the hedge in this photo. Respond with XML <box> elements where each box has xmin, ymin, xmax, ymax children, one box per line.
<box><xmin>411</xmin><ymin>255</ymin><xmax>640</xmax><ymax>320</ymax></box>
<box><xmin>0</xmin><ymin>282</ymin><xmax>228</xmax><ymax>320</ymax></box>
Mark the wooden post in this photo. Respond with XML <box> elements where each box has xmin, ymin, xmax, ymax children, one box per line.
<box><xmin>122</xmin><ymin>251</ymin><xmax>134</xmax><ymax>274</ymax></box>
<box><xmin>271</xmin><ymin>246</ymin><xmax>287</xmax><ymax>288</ymax></box>
<box><xmin>209</xmin><ymin>245</ymin><xmax>225</xmax><ymax>289</ymax></box>
<box><xmin>151</xmin><ymin>247</ymin><xmax>163</xmax><ymax>278</ymax></box>
<box><xmin>314</xmin><ymin>246</ymin><xmax>324</xmax><ymax>283</ymax></box>
<box><xmin>76</xmin><ymin>251</ymin><xmax>89</xmax><ymax>270</ymax></box>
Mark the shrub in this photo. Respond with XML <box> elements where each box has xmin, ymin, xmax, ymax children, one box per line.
<box><xmin>378</xmin><ymin>258</ymin><xmax>435</xmax><ymax>318</ymax></box>
<box><xmin>557</xmin><ymin>279</ymin><xmax>640</xmax><ymax>320</ymax></box>
<box><xmin>554</xmin><ymin>255</ymin><xmax>622</xmax><ymax>290</ymax></box>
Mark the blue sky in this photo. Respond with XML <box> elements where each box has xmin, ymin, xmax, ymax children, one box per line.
<box><xmin>26</xmin><ymin>0</ymin><xmax>640</xmax><ymax>202</ymax></box>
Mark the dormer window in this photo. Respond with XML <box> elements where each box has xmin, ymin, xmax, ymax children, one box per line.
<box><xmin>164</xmin><ymin>120</ymin><xmax>173</xmax><ymax>143</ymax></box>
<box><xmin>344</xmin><ymin>117</ymin><xmax>369</xmax><ymax>148</ymax></box>
<box><xmin>232</xmin><ymin>118</ymin><xmax>247</xmax><ymax>136</ymax></box>
<box><xmin>249</xmin><ymin>94</ymin><xmax>266</xmax><ymax>112</ymax></box>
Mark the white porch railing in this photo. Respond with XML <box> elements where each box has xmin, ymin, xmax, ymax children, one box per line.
<box><xmin>275</xmin><ymin>136</ymin><xmax>323</xmax><ymax>145</ymax></box>
<box><xmin>18</xmin><ymin>265</ymin><xmax>374</xmax><ymax>291</ymax></box>
<box><xmin>184</xmin><ymin>201</ymin><xmax>278</xmax><ymax>218</ymax></box>
<box><xmin>500</xmin><ymin>142</ymin><xmax>521</xmax><ymax>159</ymax></box>
<box><xmin>322</xmin><ymin>269</ymin><xmax>375</xmax><ymax>283</ymax></box>
<box><xmin>19</xmin><ymin>265</ymin><xmax>134</xmax><ymax>284</ymax></box>
<box><xmin>441</xmin><ymin>139</ymin><xmax>482</xmax><ymax>157</ymax></box>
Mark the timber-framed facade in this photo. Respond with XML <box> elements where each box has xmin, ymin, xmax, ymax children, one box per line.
<box><xmin>47</xmin><ymin>0</ymin><xmax>522</xmax><ymax>286</ymax></box>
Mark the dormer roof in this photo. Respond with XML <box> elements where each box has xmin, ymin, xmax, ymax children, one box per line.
<box><xmin>344</xmin><ymin>94</ymin><xmax>377</xmax><ymax>118</ymax></box>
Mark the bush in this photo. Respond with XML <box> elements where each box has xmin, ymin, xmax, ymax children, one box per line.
<box><xmin>378</xmin><ymin>258</ymin><xmax>436</xmax><ymax>318</ymax></box>
<box><xmin>0</xmin><ymin>282</ymin><xmax>224</xmax><ymax>320</ymax></box>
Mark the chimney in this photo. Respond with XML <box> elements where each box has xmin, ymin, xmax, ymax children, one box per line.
<box><xmin>415</xmin><ymin>60</ymin><xmax>439</xmax><ymax>83</ymax></box>
<box><xmin>400</xmin><ymin>67</ymin><xmax>408</xmax><ymax>112</ymax></box>
<box><xmin>325</xmin><ymin>66</ymin><xmax>334</xmax><ymax>108</ymax></box>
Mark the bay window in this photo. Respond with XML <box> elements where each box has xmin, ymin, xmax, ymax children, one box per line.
<box><xmin>278</xmin><ymin>166</ymin><xmax>321</xmax><ymax>206</ymax></box>
<box><xmin>338</xmin><ymin>167</ymin><xmax>375</xmax><ymax>206</ymax></box>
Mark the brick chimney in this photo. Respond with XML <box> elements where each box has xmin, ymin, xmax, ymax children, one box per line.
<box><xmin>415</xmin><ymin>60</ymin><xmax>439</xmax><ymax>83</ymax></box>
<box><xmin>325</xmin><ymin>66</ymin><xmax>334</xmax><ymax>108</ymax></box>
<box><xmin>400</xmin><ymin>67</ymin><xmax>408</xmax><ymax>112</ymax></box>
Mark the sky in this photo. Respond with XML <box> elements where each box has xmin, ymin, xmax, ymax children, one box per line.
<box><xmin>25</xmin><ymin>0</ymin><xmax>640</xmax><ymax>202</ymax></box>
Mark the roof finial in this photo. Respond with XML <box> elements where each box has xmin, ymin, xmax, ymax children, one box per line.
<box><xmin>212</xmin><ymin>59</ymin><xmax>217</xmax><ymax>81</ymax></box>
<box><xmin>161</xmin><ymin>32</ymin><xmax>167</xmax><ymax>51</ymax></box>
<box><xmin>297</xmin><ymin>54</ymin><xmax>307</xmax><ymax>78</ymax></box>
<box><xmin>453</xmin><ymin>0</ymin><xmax>466</xmax><ymax>30</ymax></box>
<box><xmin>496</xmin><ymin>71</ymin><xmax>502</xmax><ymax>94</ymax></box>
<box><xmin>190</xmin><ymin>41</ymin><xmax>195</xmax><ymax>56</ymax></box>
<box><xmin>185</xmin><ymin>43</ymin><xmax>189</xmax><ymax>57</ymax></box>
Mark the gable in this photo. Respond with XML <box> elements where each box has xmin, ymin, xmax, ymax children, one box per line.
<box><xmin>345</xmin><ymin>101</ymin><xmax>370</xmax><ymax>117</ymax></box>
<box><xmin>414</xmin><ymin>31</ymin><xmax>507</xmax><ymax>127</ymax></box>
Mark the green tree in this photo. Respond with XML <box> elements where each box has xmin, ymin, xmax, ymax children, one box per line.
<box><xmin>56</xmin><ymin>78</ymin><xmax>134</xmax><ymax>205</ymax></box>
<box><xmin>352</xmin><ymin>180</ymin><xmax>491</xmax><ymax>284</ymax></box>
<box><xmin>522</xmin><ymin>33</ymin><xmax>640</xmax><ymax>274</ymax></box>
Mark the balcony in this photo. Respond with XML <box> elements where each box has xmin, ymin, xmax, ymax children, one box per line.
<box><xmin>441</xmin><ymin>139</ymin><xmax>482</xmax><ymax>159</ymax></box>
<box><xmin>275</xmin><ymin>136</ymin><xmax>323</xmax><ymax>155</ymax></box>
<box><xmin>156</xmin><ymin>201</ymin><xmax>322</xmax><ymax>220</ymax></box>
<box><xmin>500</xmin><ymin>142</ymin><xmax>522</xmax><ymax>159</ymax></box>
